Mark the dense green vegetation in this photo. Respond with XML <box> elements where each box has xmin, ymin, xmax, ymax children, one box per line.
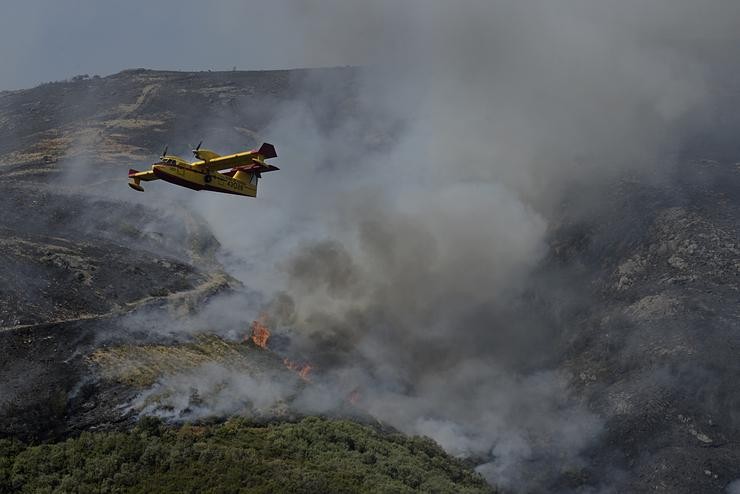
<box><xmin>0</xmin><ymin>417</ymin><xmax>493</xmax><ymax>494</ymax></box>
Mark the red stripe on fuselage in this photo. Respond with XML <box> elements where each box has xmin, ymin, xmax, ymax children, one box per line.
<box><xmin>153</xmin><ymin>167</ymin><xmax>203</xmax><ymax>191</ymax></box>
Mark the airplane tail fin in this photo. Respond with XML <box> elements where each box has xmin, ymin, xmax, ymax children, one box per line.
<box><xmin>257</xmin><ymin>143</ymin><xmax>277</xmax><ymax>159</ymax></box>
<box><xmin>128</xmin><ymin>169</ymin><xmax>140</xmax><ymax>177</ymax></box>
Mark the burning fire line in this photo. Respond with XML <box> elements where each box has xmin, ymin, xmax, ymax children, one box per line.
<box><xmin>283</xmin><ymin>358</ymin><xmax>313</xmax><ymax>382</ymax></box>
<box><xmin>248</xmin><ymin>315</ymin><xmax>313</xmax><ymax>382</ymax></box>
<box><xmin>247</xmin><ymin>316</ymin><xmax>365</xmax><ymax>405</ymax></box>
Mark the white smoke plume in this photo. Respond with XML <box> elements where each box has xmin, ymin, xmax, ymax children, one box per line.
<box><xmin>131</xmin><ymin>361</ymin><xmax>300</xmax><ymax>420</ymax></box>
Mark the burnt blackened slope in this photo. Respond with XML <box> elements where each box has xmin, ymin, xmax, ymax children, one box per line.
<box><xmin>0</xmin><ymin>320</ymin><xmax>117</xmax><ymax>442</ymax></box>
<box><xmin>0</xmin><ymin>179</ymin><xmax>211</xmax><ymax>327</ymax></box>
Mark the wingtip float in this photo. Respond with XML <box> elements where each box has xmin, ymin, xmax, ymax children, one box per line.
<box><xmin>128</xmin><ymin>142</ymin><xmax>279</xmax><ymax>197</ymax></box>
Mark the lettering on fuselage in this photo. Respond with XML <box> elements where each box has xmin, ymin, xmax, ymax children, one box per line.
<box><xmin>224</xmin><ymin>178</ymin><xmax>245</xmax><ymax>191</ymax></box>
<box><xmin>153</xmin><ymin>163</ymin><xmax>255</xmax><ymax>195</ymax></box>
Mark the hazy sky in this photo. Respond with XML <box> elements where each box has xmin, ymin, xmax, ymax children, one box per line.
<box><xmin>3</xmin><ymin>0</ymin><xmax>739</xmax><ymax>91</ymax></box>
<box><xmin>0</xmin><ymin>0</ymin><xmax>362</xmax><ymax>90</ymax></box>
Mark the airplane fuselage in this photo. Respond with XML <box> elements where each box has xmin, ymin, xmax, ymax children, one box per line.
<box><xmin>152</xmin><ymin>162</ymin><xmax>257</xmax><ymax>196</ymax></box>
<box><xmin>128</xmin><ymin>142</ymin><xmax>277</xmax><ymax>196</ymax></box>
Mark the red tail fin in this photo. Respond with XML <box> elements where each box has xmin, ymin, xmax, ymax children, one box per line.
<box><xmin>128</xmin><ymin>169</ymin><xmax>140</xmax><ymax>177</ymax></box>
<box><xmin>257</xmin><ymin>143</ymin><xmax>277</xmax><ymax>159</ymax></box>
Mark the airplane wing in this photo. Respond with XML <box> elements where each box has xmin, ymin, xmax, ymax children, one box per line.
<box><xmin>128</xmin><ymin>168</ymin><xmax>158</xmax><ymax>192</ymax></box>
<box><xmin>192</xmin><ymin>143</ymin><xmax>277</xmax><ymax>173</ymax></box>
<box><xmin>193</xmin><ymin>149</ymin><xmax>221</xmax><ymax>161</ymax></box>
<box><xmin>128</xmin><ymin>169</ymin><xmax>158</xmax><ymax>181</ymax></box>
<box><xmin>192</xmin><ymin>150</ymin><xmax>259</xmax><ymax>173</ymax></box>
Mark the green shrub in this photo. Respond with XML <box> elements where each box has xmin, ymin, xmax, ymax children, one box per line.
<box><xmin>0</xmin><ymin>417</ymin><xmax>494</xmax><ymax>493</ymax></box>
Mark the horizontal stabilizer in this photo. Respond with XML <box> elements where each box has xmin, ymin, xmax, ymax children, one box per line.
<box><xmin>233</xmin><ymin>160</ymin><xmax>280</xmax><ymax>174</ymax></box>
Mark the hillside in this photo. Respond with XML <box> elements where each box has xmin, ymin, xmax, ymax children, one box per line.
<box><xmin>0</xmin><ymin>67</ymin><xmax>497</xmax><ymax>492</ymax></box>
<box><xmin>0</xmin><ymin>68</ymin><xmax>738</xmax><ymax>493</ymax></box>
<box><xmin>0</xmin><ymin>67</ymin><xmax>361</xmax><ymax>439</ymax></box>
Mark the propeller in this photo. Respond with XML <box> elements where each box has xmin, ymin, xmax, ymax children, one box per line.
<box><xmin>161</xmin><ymin>145</ymin><xmax>168</xmax><ymax>158</ymax></box>
<box><xmin>191</xmin><ymin>141</ymin><xmax>203</xmax><ymax>156</ymax></box>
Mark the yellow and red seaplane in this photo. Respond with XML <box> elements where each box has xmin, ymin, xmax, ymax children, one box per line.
<box><xmin>128</xmin><ymin>142</ymin><xmax>278</xmax><ymax>197</ymax></box>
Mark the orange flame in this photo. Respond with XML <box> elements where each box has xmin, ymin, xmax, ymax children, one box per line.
<box><xmin>247</xmin><ymin>314</ymin><xmax>314</xmax><ymax>382</ymax></box>
<box><xmin>298</xmin><ymin>364</ymin><xmax>313</xmax><ymax>381</ymax></box>
<box><xmin>249</xmin><ymin>316</ymin><xmax>271</xmax><ymax>349</ymax></box>
<box><xmin>283</xmin><ymin>358</ymin><xmax>313</xmax><ymax>382</ymax></box>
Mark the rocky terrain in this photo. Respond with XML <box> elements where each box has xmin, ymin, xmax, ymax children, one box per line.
<box><xmin>0</xmin><ymin>68</ymin><xmax>738</xmax><ymax>493</ymax></box>
<box><xmin>550</xmin><ymin>160</ymin><xmax>740</xmax><ymax>492</ymax></box>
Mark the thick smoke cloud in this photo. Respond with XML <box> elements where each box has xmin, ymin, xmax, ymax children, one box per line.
<box><xmin>151</xmin><ymin>1</ymin><xmax>740</xmax><ymax>489</ymax></box>
<box><xmin>124</xmin><ymin>1</ymin><xmax>740</xmax><ymax>490</ymax></box>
